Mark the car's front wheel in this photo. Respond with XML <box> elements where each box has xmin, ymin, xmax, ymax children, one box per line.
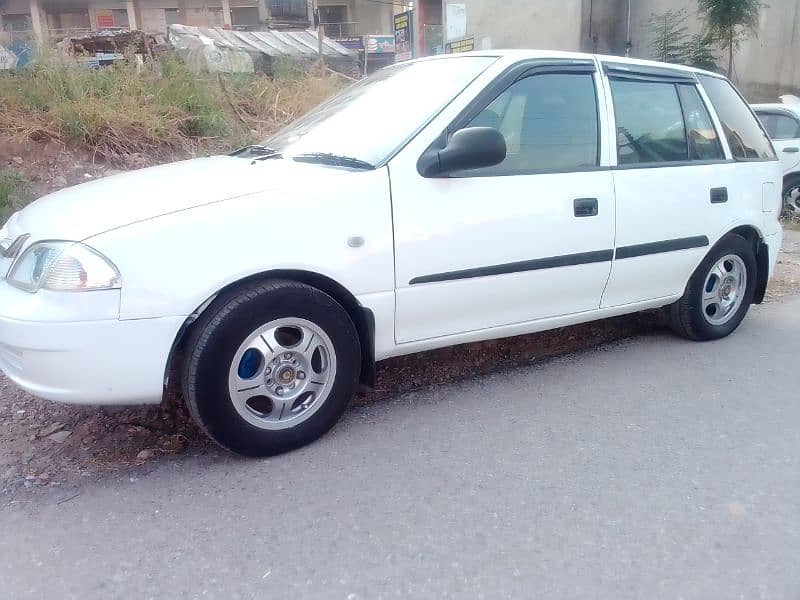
<box><xmin>668</xmin><ymin>233</ymin><xmax>756</xmax><ymax>341</ymax></box>
<box><xmin>183</xmin><ymin>280</ymin><xmax>361</xmax><ymax>456</ymax></box>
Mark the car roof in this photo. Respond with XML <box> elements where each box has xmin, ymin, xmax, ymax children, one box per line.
<box><xmin>409</xmin><ymin>49</ymin><xmax>722</xmax><ymax>79</ymax></box>
<box><xmin>751</xmin><ymin>103</ymin><xmax>800</xmax><ymax>116</ymax></box>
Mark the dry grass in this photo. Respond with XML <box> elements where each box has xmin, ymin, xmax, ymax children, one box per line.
<box><xmin>0</xmin><ymin>53</ymin><xmax>344</xmax><ymax>168</ymax></box>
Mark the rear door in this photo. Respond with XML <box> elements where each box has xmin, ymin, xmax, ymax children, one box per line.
<box><xmin>600</xmin><ymin>64</ymin><xmax>732</xmax><ymax>307</ymax></box>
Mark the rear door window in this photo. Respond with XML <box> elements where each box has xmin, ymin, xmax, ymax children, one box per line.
<box><xmin>698</xmin><ymin>75</ymin><xmax>776</xmax><ymax>160</ymax></box>
<box><xmin>676</xmin><ymin>84</ymin><xmax>724</xmax><ymax>160</ymax></box>
<box><xmin>610</xmin><ymin>79</ymin><xmax>688</xmax><ymax>164</ymax></box>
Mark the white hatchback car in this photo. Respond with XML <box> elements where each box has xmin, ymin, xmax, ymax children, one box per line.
<box><xmin>752</xmin><ymin>100</ymin><xmax>800</xmax><ymax>216</ymax></box>
<box><xmin>0</xmin><ymin>51</ymin><xmax>783</xmax><ymax>456</ymax></box>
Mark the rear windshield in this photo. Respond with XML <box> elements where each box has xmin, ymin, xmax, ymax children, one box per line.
<box><xmin>698</xmin><ymin>75</ymin><xmax>776</xmax><ymax>160</ymax></box>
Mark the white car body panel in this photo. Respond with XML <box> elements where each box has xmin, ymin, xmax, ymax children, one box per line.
<box><xmin>0</xmin><ymin>50</ymin><xmax>784</xmax><ymax>405</ymax></box>
<box><xmin>602</xmin><ymin>162</ymin><xmax>776</xmax><ymax>307</ymax></box>
<box><xmin>392</xmin><ymin>169</ymin><xmax>616</xmax><ymax>342</ymax></box>
<box><xmin>86</xmin><ymin>165</ymin><xmax>395</xmax><ymax>320</ymax></box>
<box><xmin>14</xmin><ymin>156</ymin><xmax>296</xmax><ymax>241</ymax></box>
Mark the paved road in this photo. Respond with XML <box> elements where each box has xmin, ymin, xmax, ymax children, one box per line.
<box><xmin>2</xmin><ymin>298</ymin><xmax>799</xmax><ymax>600</ymax></box>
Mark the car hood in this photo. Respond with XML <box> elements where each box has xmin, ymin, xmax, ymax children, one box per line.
<box><xmin>13</xmin><ymin>155</ymin><xmax>345</xmax><ymax>241</ymax></box>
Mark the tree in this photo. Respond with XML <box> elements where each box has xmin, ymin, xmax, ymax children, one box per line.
<box><xmin>648</xmin><ymin>9</ymin><xmax>691</xmax><ymax>63</ymax></box>
<box><xmin>685</xmin><ymin>32</ymin><xmax>720</xmax><ymax>72</ymax></box>
<box><xmin>697</xmin><ymin>0</ymin><xmax>763</xmax><ymax>78</ymax></box>
<box><xmin>646</xmin><ymin>9</ymin><xmax>718</xmax><ymax>72</ymax></box>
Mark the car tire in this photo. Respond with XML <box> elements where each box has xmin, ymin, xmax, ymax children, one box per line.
<box><xmin>668</xmin><ymin>233</ymin><xmax>756</xmax><ymax>341</ymax></box>
<box><xmin>182</xmin><ymin>279</ymin><xmax>361</xmax><ymax>457</ymax></box>
<box><xmin>783</xmin><ymin>174</ymin><xmax>800</xmax><ymax>218</ymax></box>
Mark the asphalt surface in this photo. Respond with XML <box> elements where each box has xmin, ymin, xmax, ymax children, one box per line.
<box><xmin>2</xmin><ymin>297</ymin><xmax>799</xmax><ymax>600</ymax></box>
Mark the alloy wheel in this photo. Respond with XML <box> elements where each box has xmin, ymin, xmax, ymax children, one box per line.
<box><xmin>701</xmin><ymin>254</ymin><xmax>748</xmax><ymax>326</ymax></box>
<box><xmin>227</xmin><ymin>318</ymin><xmax>337</xmax><ymax>431</ymax></box>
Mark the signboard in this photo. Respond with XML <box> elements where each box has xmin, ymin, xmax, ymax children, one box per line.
<box><xmin>445</xmin><ymin>36</ymin><xmax>474</xmax><ymax>54</ymax></box>
<box><xmin>337</xmin><ymin>37</ymin><xmax>364</xmax><ymax>50</ymax></box>
<box><xmin>445</xmin><ymin>3</ymin><xmax>467</xmax><ymax>41</ymax></box>
<box><xmin>365</xmin><ymin>35</ymin><xmax>395</xmax><ymax>54</ymax></box>
<box><xmin>393</xmin><ymin>10</ymin><xmax>414</xmax><ymax>62</ymax></box>
<box><xmin>95</xmin><ymin>9</ymin><xmax>115</xmax><ymax>28</ymax></box>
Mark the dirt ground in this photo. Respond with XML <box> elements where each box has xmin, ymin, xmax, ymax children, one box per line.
<box><xmin>0</xmin><ymin>139</ymin><xmax>142</xmax><ymax>196</ymax></box>
<box><xmin>1</xmin><ymin>186</ymin><xmax>799</xmax><ymax>498</ymax></box>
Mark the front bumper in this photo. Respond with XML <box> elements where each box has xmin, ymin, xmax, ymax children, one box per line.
<box><xmin>0</xmin><ymin>284</ymin><xmax>183</xmax><ymax>405</ymax></box>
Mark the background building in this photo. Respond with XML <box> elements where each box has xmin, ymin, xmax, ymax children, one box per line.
<box><xmin>2</xmin><ymin>0</ymin><xmax>798</xmax><ymax>99</ymax></box>
<box><xmin>0</xmin><ymin>0</ymin><xmax>395</xmax><ymax>38</ymax></box>
<box><xmin>438</xmin><ymin>0</ymin><xmax>799</xmax><ymax>100</ymax></box>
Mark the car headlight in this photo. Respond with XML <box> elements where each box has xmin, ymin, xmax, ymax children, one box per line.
<box><xmin>7</xmin><ymin>241</ymin><xmax>121</xmax><ymax>292</ymax></box>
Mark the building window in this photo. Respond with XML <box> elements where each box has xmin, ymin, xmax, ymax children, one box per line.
<box><xmin>269</xmin><ymin>0</ymin><xmax>308</xmax><ymax>19</ymax></box>
<box><xmin>318</xmin><ymin>5</ymin><xmax>348</xmax><ymax>24</ymax></box>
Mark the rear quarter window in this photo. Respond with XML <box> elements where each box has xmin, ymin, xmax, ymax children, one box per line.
<box><xmin>698</xmin><ymin>75</ymin><xmax>776</xmax><ymax>160</ymax></box>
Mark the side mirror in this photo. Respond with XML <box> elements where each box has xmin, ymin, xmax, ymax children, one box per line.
<box><xmin>418</xmin><ymin>127</ymin><xmax>507</xmax><ymax>177</ymax></box>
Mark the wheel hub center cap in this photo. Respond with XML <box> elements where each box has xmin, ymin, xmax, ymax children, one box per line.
<box><xmin>719</xmin><ymin>279</ymin><xmax>733</xmax><ymax>300</ymax></box>
<box><xmin>278</xmin><ymin>366</ymin><xmax>295</xmax><ymax>384</ymax></box>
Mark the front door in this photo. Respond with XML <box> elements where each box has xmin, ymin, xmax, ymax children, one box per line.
<box><xmin>390</xmin><ymin>64</ymin><xmax>616</xmax><ymax>344</ymax></box>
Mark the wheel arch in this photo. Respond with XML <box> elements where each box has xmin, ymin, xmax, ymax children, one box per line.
<box><xmin>719</xmin><ymin>224</ymin><xmax>769</xmax><ymax>304</ymax></box>
<box><xmin>164</xmin><ymin>270</ymin><xmax>376</xmax><ymax>395</ymax></box>
<box><xmin>784</xmin><ymin>171</ymin><xmax>800</xmax><ymax>190</ymax></box>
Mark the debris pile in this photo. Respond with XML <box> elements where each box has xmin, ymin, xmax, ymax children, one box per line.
<box><xmin>56</xmin><ymin>29</ymin><xmax>166</xmax><ymax>68</ymax></box>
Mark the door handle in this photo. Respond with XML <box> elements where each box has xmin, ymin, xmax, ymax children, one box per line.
<box><xmin>710</xmin><ymin>187</ymin><xmax>728</xmax><ymax>204</ymax></box>
<box><xmin>783</xmin><ymin>147</ymin><xmax>799</xmax><ymax>153</ymax></box>
<box><xmin>574</xmin><ymin>197</ymin><xmax>598</xmax><ymax>217</ymax></box>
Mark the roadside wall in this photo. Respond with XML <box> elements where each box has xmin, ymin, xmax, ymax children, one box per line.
<box><xmin>628</xmin><ymin>0</ymin><xmax>800</xmax><ymax>101</ymax></box>
<box><xmin>442</xmin><ymin>0</ymin><xmax>583</xmax><ymax>51</ymax></box>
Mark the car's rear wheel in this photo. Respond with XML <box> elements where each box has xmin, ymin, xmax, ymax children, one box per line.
<box><xmin>783</xmin><ymin>175</ymin><xmax>800</xmax><ymax>218</ymax></box>
<box><xmin>668</xmin><ymin>234</ymin><xmax>756</xmax><ymax>341</ymax></box>
<box><xmin>183</xmin><ymin>280</ymin><xmax>360</xmax><ymax>457</ymax></box>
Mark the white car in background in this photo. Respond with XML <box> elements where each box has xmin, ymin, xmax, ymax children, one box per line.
<box><xmin>0</xmin><ymin>51</ymin><xmax>784</xmax><ymax>456</ymax></box>
<box><xmin>752</xmin><ymin>97</ymin><xmax>800</xmax><ymax>216</ymax></box>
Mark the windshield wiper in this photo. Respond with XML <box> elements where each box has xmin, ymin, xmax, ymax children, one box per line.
<box><xmin>292</xmin><ymin>153</ymin><xmax>375</xmax><ymax>170</ymax></box>
<box><xmin>230</xmin><ymin>145</ymin><xmax>281</xmax><ymax>158</ymax></box>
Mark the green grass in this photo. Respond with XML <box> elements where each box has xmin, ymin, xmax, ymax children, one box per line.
<box><xmin>0</xmin><ymin>169</ymin><xmax>35</xmax><ymax>220</ymax></box>
<box><xmin>0</xmin><ymin>52</ymin><xmax>343</xmax><ymax>167</ymax></box>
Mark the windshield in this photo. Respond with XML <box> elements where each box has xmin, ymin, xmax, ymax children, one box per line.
<box><xmin>262</xmin><ymin>56</ymin><xmax>497</xmax><ymax>166</ymax></box>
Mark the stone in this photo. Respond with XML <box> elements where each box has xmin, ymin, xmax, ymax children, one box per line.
<box><xmin>48</xmin><ymin>430</ymin><xmax>72</xmax><ymax>443</ymax></box>
<box><xmin>136</xmin><ymin>449</ymin><xmax>156</xmax><ymax>461</ymax></box>
<box><xmin>37</xmin><ymin>422</ymin><xmax>65</xmax><ymax>438</ymax></box>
